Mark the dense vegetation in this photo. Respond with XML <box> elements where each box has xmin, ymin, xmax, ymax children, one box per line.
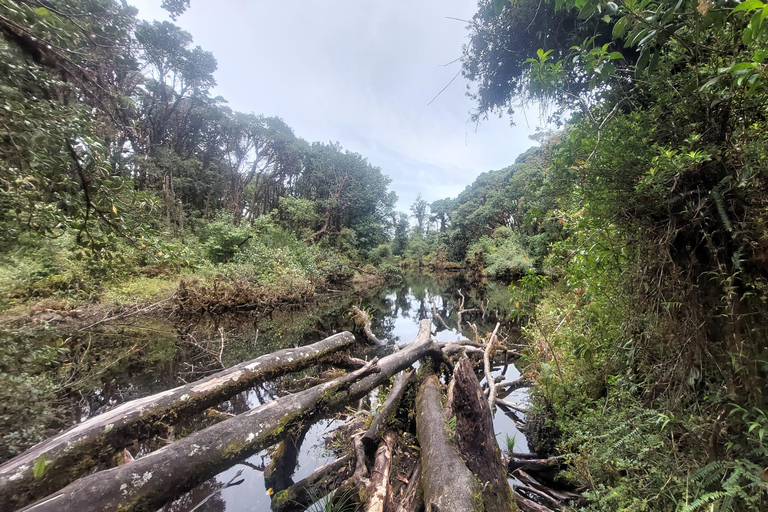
<box><xmin>5</xmin><ymin>0</ymin><xmax>768</xmax><ymax>510</ymax></box>
<box><xmin>452</xmin><ymin>0</ymin><xmax>768</xmax><ymax>509</ymax></box>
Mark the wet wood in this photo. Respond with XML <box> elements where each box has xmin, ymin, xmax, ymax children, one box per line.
<box><xmin>0</xmin><ymin>332</ymin><xmax>357</xmax><ymax>509</ymax></box>
<box><xmin>516</xmin><ymin>470</ymin><xmax>580</xmax><ymax>504</ymax></box>
<box><xmin>353</xmin><ymin>306</ymin><xmax>385</xmax><ymax>345</ymax></box>
<box><xmin>416</xmin><ymin>375</ymin><xmax>482</xmax><ymax>512</ymax></box>
<box><xmin>263</xmin><ymin>422</ymin><xmax>311</xmax><ymax>493</ymax></box>
<box><xmin>508</xmin><ymin>457</ymin><xmax>559</xmax><ymax>473</ymax></box>
<box><xmin>362</xmin><ymin>371</ymin><xmax>413</xmax><ymax>453</ymax></box>
<box><xmin>21</xmin><ymin>323</ymin><xmax>437</xmax><ymax>512</ymax></box>
<box><xmin>270</xmin><ymin>455</ymin><xmax>353</xmax><ymax>512</ymax></box>
<box><xmin>515</xmin><ymin>492</ymin><xmax>555</xmax><ymax>512</ymax></box>
<box><xmin>448</xmin><ymin>354</ymin><xmax>516</xmax><ymax>512</ymax></box>
<box><xmin>365</xmin><ymin>432</ymin><xmax>395</xmax><ymax>512</ymax></box>
<box><xmin>496</xmin><ymin>398</ymin><xmax>530</xmax><ymax>414</ymax></box>
<box><xmin>429</xmin><ymin>300</ymin><xmax>450</xmax><ymax>331</ymax></box>
<box><xmin>484</xmin><ymin>322</ymin><xmax>501</xmax><ymax>412</ymax></box>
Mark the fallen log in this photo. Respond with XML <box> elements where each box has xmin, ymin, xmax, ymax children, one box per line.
<box><xmin>515</xmin><ymin>484</ymin><xmax>567</xmax><ymax>511</ymax></box>
<box><xmin>516</xmin><ymin>470</ymin><xmax>580</xmax><ymax>504</ymax></box>
<box><xmin>429</xmin><ymin>301</ymin><xmax>450</xmax><ymax>331</ymax></box>
<box><xmin>263</xmin><ymin>422</ymin><xmax>311</xmax><ymax>493</ymax></box>
<box><xmin>352</xmin><ymin>306</ymin><xmax>386</xmax><ymax>346</ymax></box>
<box><xmin>22</xmin><ymin>322</ymin><xmax>436</xmax><ymax>512</ymax></box>
<box><xmin>496</xmin><ymin>398</ymin><xmax>530</xmax><ymax>414</ymax></box>
<box><xmin>448</xmin><ymin>354</ymin><xmax>516</xmax><ymax>512</ymax></box>
<box><xmin>270</xmin><ymin>455</ymin><xmax>354</xmax><ymax>512</ymax></box>
<box><xmin>1</xmin><ymin>331</ymin><xmax>357</xmax><ymax>510</ymax></box>
<box><xmin>394</xmin><ymin>462</ymin><xmax>422</xmax><ymax>512</ymax></box>
<box><xmin>484</xmin><ymin>322</ymin><xmax>501</xmax><ymax>412</ymax></box>
<box><xmin>497</xmin><ymin>377</ymin><xmax>533</xmax><ymax>397</ymax></box>
<box><xmin>508</xmin><ymin>457</ymin><xmax>559</xmax><ymax>473</ymax></box>
<box><xmin>515</xmin><ymin>492</ymin><xmax>555</xmax><ymax>512</ymax></box>
<box><xmin>362</xmin><ymin>371</ymin><xmax>413</xmax><ymax>453</ymax></box>
<box><xmin>416</xmin><ymin>375</ymin><xmax>482</xmax><ymax>512</ymax></box>
<box><xmin>365</xmin><ymin>432</ymin><xmax>395</xmax><ymax>512</ymax></box>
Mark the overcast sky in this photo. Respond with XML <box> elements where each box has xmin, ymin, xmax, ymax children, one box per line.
<box><xmin>128</xmin><ymin>0</ymin><xmax>543</xmax><ymax>212</ymax></box>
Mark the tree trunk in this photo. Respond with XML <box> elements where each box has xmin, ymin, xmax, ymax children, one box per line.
<box><xmin>1</xmin><ymin>332</ymin><xmax>356</xmax><ymax>509</ymax></box>
<box><xmin>361</xmin><ymin>371</ymin><xmax>412</xmax><ymax>453</ymax></box>
<box><xmin>416</xmin><ymin>375</ymin><xmax>482</xmax><ymax>512</ymax></box>
<box><xmin>447</xmin><ymin>354</ymin><xmax>517</xmax><ymax>512</ymax></box>
<box><xmin>21</xmin><ymin>323</ymin><xmax>436</xmax><ymax>512</ymax></box>
<box><xmin>365</xmin><ymin>432</ymin><xmax>396</xmax><ymax>512</ymax></box>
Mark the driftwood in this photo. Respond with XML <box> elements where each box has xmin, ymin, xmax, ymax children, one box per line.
<box><xmin>429</xmin><ymin>300</ymin><xmax>450</xmax><ymax>331</ymax></box>
<box><xmin>515</xmin><ymin>492</ymin><xmax>555</xmax><ymax>512</ymax></box>
<box><xmin>497</xmin><ymin>377</ymin><xmax>533</xmax><ymax>397</ymax></box>
<box><xmin>448</xmin><ymin>354</ymin><xmax>516</xmax><ymax>512</ymax></box>
<box><xmin>362</xmin><ymin>371</ymin><xmax>413</xmax><ymax>453</ymax></box>
<box><xmin>270</xmin><ymin>455</ymin><xmax>354</xmax><ymax>512</ymax></box>
<box><xmin>484</xmin><ymin>322</ymin><xmax>501</xmax><ymax>412</ymax></box>
<box><xmin>508</xmin><ymin>457</ymin><xmax>560</xmax><ymax>473</ymax></box>
<box><xmin>416</xmin><ymin>375</ymin><xmax>482</xmax><ymax>512</ymax></box>
<box><xmin>496</xmin><ymin>398</ymin><xmax>530</xmax><ymax>414</ymax></box>
<box><xmin>352</xmin><ymin>306</ymin><xmax>386</xmax><ymax>346</ymax></box>
<box><xmin>365</xmin><ymin>432</ymin><xmax>396</xmax><ymax>512</ymax></box>
<box><xmin>22</xmin><ymin>322</ymin><xmax>437</xmax><ymax>512</ymax></box>
<box><xmin>0</xmin><ymin>332</ymin><xmax>356</xmax><ymax>509</ymax></box>
<box><xmin>516</xmin><ymin>470</ymin><xmax>580</xmax><ymax>505</ymax></box>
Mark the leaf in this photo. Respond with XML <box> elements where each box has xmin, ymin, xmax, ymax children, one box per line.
<box><xmin>613</xmin><ymin>16</ymin><xmax>629</xmax><ymax>38</ymax></box>
<box><xmin>34</xmin><ymin>7</ymin><xmax>50</xmax><ymax>16</ymax></box>
<box><xmin>731</xmin><ymin>0</ymin><xmax>765</xmax><ymax>14</ymax></box>
<box><xmin>33</xmin><ymin>454</ymin><xmax>46</xmax><ymax>479</ymax></box>
<box><xmin>493</xmin><ymin>0</ymin><xmax>509</xmax><ymax>15</ymax></box>
<box><xmin>609</xmin><ymin>51</ymin><xmax>624</xmax><ymax>60</ymax></box>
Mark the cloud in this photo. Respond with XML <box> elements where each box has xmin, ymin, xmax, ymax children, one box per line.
<box><xmin>128</xmin><ymin>0</ymin><xmax>544</xmax><ymax>211</ymax></box>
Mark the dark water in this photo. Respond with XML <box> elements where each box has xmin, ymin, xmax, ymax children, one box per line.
<box><xmin>69</xmin><ymin>273</ymin><xmax>529</xmax><ymax>512</ymax></box>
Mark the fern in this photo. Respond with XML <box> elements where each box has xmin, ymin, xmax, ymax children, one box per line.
<box><xmin>684</xmin><ymin>460</ymin><xmax>768</xmax><ymax>512</ymax></box>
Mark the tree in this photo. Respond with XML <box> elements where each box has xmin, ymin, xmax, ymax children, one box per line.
<box><xmin>410</xmin><ymin>193</ymin><xmax>429</xmax><ymax>236</ymax></box>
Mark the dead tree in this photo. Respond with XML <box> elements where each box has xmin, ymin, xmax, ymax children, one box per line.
<box><xmin>22</xmin><ymin>323</ymin><xmax>437</xmax><ymax>512</ymax></box>
<box><xmin>447</xmin><ymin>354</ymin><xmax>516</xmax><ymax>512</ymax></box>
<box><xmin>1</xmin><ymin>332</ymin><xmax>357</xmax><ymax>509</ymax></box>
<box><xmin>352</xmin><ymin>306</ymin><xmax>386</xmax><ymax>346</ymax></box>
<box><xmin>416</xmin><ymin>375</ymin><xmax>482</xmax><ymax>512</ymax></box>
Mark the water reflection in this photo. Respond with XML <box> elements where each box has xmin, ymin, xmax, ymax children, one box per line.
<box><xmin>158</xmin><ymin>272</ymin><xmax>526</xmax><ymax>512</ymax></box>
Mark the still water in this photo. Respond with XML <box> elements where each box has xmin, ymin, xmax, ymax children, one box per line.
<box><xmin>148</xmin><ymin>272</ymin><xmax>531</xmax><ymax>512</ymax></box>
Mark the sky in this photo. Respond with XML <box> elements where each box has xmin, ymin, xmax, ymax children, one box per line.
<box><xmin>128</xmin><ymin>0</ymin><xmax>544</xmax><ymax>212</ymax></box>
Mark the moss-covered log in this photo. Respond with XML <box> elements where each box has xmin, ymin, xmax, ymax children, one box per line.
<box><xmin>361</xmin><ymin>370</ymin><xmax>412</xmax><ymax>453</ymax></box>
<box><xmin>1</xmin><ymin>331</ymin><xmax>357</xmax><ymax>510</ymax></box>
<box><xmin>270</xmin><ymin>455</ymin><xmax>354</xmax><ymax>512</ymax></box>
<box><xmin>415</xmin><ymin>375</ymin><xmax>482</xmax><ymax>512</ymax></box>
<box><xmin>21</xmin><ymin>322</ymin><xmax>436</xmax><ymax>512</ymax></box>
<box><xmin>448</xmin><ymin>354</ymin><xmax>517</xmax><ymax>512</ymax></box>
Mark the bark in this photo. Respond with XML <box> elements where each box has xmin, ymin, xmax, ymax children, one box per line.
<box><xmin>448</xmin><ymin>355</ymin><xmax>517</xmax><ymax>512</ymax></box>
<box><xmin>270</xmin><ymin>455</ymin><xmax>353</xmax><ymax>512</ymax></box>
<box><xmin>0</xmin><ymin>332</ymin><xmax>356</xmax><ymax>510</ymax></box>
<box><xmin>352</xmin><ymin>306</ymin><xmax>386</xmax><ymax>346</ymax></box>
<box><xmin>361</xmin><ymin>371</ymin><xmax>413</xmax><ymax>453</ymax></box>
<box><xmin>484</xmin><ymin>322</ymin><xmax>501</xmax><ymax>412</ymax></box>
<box><xmin>416</xmin><ymin>375</ymin><xmax>482</xmax><ymax>512</ymax></box>
<box><xmin>507</xmin><ymin>457</ymin><xmax>559</xmax><ymax>473</ymax></box>
<box><xmin>394</xmin><ymin>462</ymin><xmax>423</xmax><ymax>512</ymax></box>
<box><xmin>365</xmin><ymin>432</ymin><xmax>395</xmax><ymax>512</ymax></box>
<box><xmin>21</xmin><ymin>323</ymin><xmax>436</xmax><ymax>512</ymax></box>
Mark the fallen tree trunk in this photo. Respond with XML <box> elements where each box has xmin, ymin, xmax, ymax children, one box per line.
<box><xmin>515</xmin><ymin>492</ymin><xmax>555</xmax><ymax>512</ymax></box>
<box><xmin>352</xmin><ymin>306</ymin><xmax>386</xmax><ymax>346</ymax></box>
<box><xmin>516</xmin><ymin>470</ymin><xmax>580</xmax><ymax>505</ymax></box>
<box><xmin>361</xmin><ymin>371</ymin><xmax>412</xmax><ymax>453</ymax></box>
<box><xmin>270</xmin><ymin>455</ymin><xmax>353</xmax><ymax>512</ymax></box>
<box><xmin>1</xmin><ymin>331</ymin><xmax>357</xmax><ymax>510</ymax></box>
<box><xmin>22</xmin><ymin>322</ymin><xmax>436</xmax><ymax>512</ymax></box>
<box><xmin>416</xmin><ymin>375</ymin><xmax>482</xmax><ymax>512</ymax></box>
<box><xmin>365</xmin><ymin>432</ymin><xmax>395</xmax><ymax>512</ymax></box>
<box><xmin>508</xmin><ymin>457</ymin><xmax>559</xmax><ymax>473</ymax></box>
<box><xmin>429</xmin><ymin>301</ymin><xmax>450</xmax><ymax>331</ymax></box>
<box><xmin>263</xmin><ymin>422</ymin><xmax>311</xmax><ymax>493</ymax></box>
<box><xmin>448</xmin><ymin>354</ymin><xmax>516</xmax><ymax>512</ymax></box>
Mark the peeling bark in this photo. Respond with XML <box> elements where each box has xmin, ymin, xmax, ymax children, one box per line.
<box><xmin>0</xmin><ymin>332</ymin><xmax>357</xmax><ymax>510</ymax></box>
<box><xmin>365</xmin><ymin>432</ymin><xmax>395</xmax><ymax>512</ymax></box>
